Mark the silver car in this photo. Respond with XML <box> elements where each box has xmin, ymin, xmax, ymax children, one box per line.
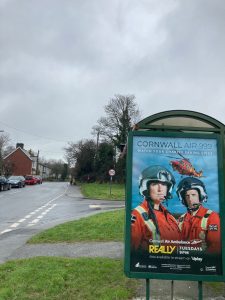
<box><xmin>7</xmin><ymin>176</ymin><xmax>26</xmax><ymax>188</ymax></box>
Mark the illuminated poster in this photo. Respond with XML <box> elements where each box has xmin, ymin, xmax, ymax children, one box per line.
<box><xmin>127</xmin><ymin>134</ymin><xmax>222</xmax><ymax>277</ymax></box>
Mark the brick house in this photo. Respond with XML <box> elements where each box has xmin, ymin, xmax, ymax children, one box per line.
<box><xmin>3</xmin><ymin>143</ymin><xmax>51</xmax><ymax>178</ymax></box>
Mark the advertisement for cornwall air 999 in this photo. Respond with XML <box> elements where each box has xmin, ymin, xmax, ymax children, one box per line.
<box><xmin>127</xmin><ymin>133</ymin><xmax>222</xmax><ymax>277</ymax></box>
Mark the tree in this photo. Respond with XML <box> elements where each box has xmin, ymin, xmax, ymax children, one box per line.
<box><xmin>3</xmin><ymin>145</ymin><xmax>15</xmax><ymax>157</ymax></box>
<box><xmin>64</xmin><ymin>139</ymin><xmax>96</xmax><ymax>181</ymax></box>
<box><xmin>115</xmin><ymin>156</ymin><xmax>126</xmax><ymax>183</ymax></box>
<box><xmin>95</xmin><ymin>142</ymin><xmax>115</xmax><ymax>182</ymax></box>
<box><xmin>61</xmin><ymin>163</ymin><xmax>68</xmax><ymax>181</ymax></box>
<box><xmin>0</xmin><ymin>133</ymin><xmax>10</xmax><ymax>175</ymax></box>
<box><xmin>92</xmin><ymin>94</ymin><xmax>140</xmax><ymax>149</ymax></box>
<box><xmin>64</xmin><ymin>142</ymin><xmax>77</xmax><ymax>168</ymax></box>
<box><xmin>92</xmin><ymin>94</ymin><xmax>140</xmax><ymax>182</ymax></box>
<box><xmin>46</xmin><ymin>159</ymin><xmax>66</xmax><ymax>180</ymax></box>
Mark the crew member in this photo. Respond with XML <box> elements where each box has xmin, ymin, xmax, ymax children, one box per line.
<box><xmin>176</xmin><ymin>177</ymin><xmax>221</xmax><ymax>254</ymax></box>
<box><xmin>131</xmin><ymin>165</ymin><xmax>181</xmax><ymax>253</ymax></box>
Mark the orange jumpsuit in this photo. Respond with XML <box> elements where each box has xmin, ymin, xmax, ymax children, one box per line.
<box><xmin>131</xmin><ymin>199</ymin><xmax>181</xmax><ymax>252</ymax></box>
<box><xmin>178</xmin><ymin>205</ymin><xmax>221</xmax><ymax>254</ymax></box>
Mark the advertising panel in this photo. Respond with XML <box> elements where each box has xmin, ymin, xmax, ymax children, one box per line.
<box><xmin>125</xmin><ymin>131</ymin><xmax>224</xmax><ymax>280</ymax></box>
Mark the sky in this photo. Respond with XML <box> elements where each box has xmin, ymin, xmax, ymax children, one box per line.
<box><xmin>0</xmin><ymin>0</ymin><xmax>225</xmax><ymax>161</ymax></box>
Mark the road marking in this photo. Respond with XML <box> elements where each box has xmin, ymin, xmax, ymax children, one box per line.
<box><xmin>18</xmin><ymin>218</ymin><xmax>26</xmax><ymax>223</ymax></box>
<box><xmin>89</xmin><ymin>204</ymin><xmax>101</xmax><ymax>209</ymax></box>
<box><xmin>28</xmin><ymin>219</ymin><xmax>39</xmax><ymax>225</ymax></box>
<box><xmin>0</xmin><ymin>190</ymin><xmax>65</xmax><ymax>234</ymax></box>
<box><xmin>28</xmin><ymin>203</ymin><xmax>57</xmax><ymax>226</ymax></box>
<box><xmin>0</xmin><ymin>229</ymin><xmax>13</xmax><ymax>234</ymax></box>
<box><xmin>10</xmin><ymin>223</ymin><xmax>20</xmax><ymax>228</ymax></box>
<box><xmin>24</xmin><ymin>214</ymin><xmax>32</xmax><ymax>219</ymax></box>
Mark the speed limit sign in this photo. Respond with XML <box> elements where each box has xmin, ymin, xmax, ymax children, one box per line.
<box><xmin>108</xmin><ymin>169</ymin><xmax>115</xmax><ymax>176</ymax></box>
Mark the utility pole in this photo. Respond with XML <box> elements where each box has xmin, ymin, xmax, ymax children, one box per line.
<box><xmin>36</xmin><ymin>150</ymin><xmax>39</xmax><ymax>175</ymax></box>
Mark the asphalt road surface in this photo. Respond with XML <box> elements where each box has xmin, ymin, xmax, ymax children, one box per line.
<box><xmin>0</xmin><ymin>182</ymin><xmax>124</xmax><ymax>263</ymax></box>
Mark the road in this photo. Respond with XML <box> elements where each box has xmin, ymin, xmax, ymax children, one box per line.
<box><xmin>0</xmin><ymin>182</ymin><xmax>124</xmax><ymax>263</ymax></box>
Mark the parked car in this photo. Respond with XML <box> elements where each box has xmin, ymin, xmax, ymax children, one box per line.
<box><xmin>25</xmin><ymin>175</ymin><xmax>37</xmax><ymax>185</ymax></box>
<box><xmin>8</xmin><ymin>176</ymin><xmax>26</xmax><ymax>188</ymax></box>
<box><xmin>34</xmin><ymin>175</ymin><xmax>43</xmax><ymax>184</ymax></box>
<box><xmin>0</xmin><ymin>176</ymin><xmax>11</xmax><ymax>191</ymax></box>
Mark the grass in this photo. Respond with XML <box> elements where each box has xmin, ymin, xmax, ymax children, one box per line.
<box><xmin>0</xmin><ymin>257</ymin><xmax>138</xmax><ymax>300</ymax></box>
<box><xmin>205</xmin><ymin>282</ymin><xmax>225</xmax><ymax>295</ymax></box>
<box><xmin>28</xmin><ymin>209</ymin><xmax>125</xmax><ymax>244</ymax></box>
<box><xmin>80</xmin><ymin>183</ymin><xmax>125</xmax><ymax>200</ymax></box>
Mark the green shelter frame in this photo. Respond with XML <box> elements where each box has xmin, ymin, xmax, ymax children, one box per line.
<box><xmin>124</xmin><ymin>110</ymin><xmax>225</xmax><ymax>299</ymax></box>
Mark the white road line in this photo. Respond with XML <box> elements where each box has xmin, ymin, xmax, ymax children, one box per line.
<box><xmin>18</xmin><ymin>218</ymin><xmax>26</xmax><ymax>223</ymax></box>
<box><xmin>0</xmin><ymin>229</ymin><xmax>13</xmax><ymax>234</ymax></box>
<box><xmin>0</xmin><ymin>190</ymin><xmax>66</xmax><ymax>234</ymax></box>
<box><xmin>29</xmin><ymin>219</ymin><xmax>39</xmax><ymax>224</ymax></box>
<box><xmin>24</xmin><ymin>214</ymin><xmax>32</xmax><ymax>219</ymax></box>
<box><xmin>28</xmin><ymin>203</ymin><xmax>57</xmax><ymax>226</ymax></box>
<box><xmin>10</xmin><ymin>223</ymin><xmax>20</xmax><ymax>228</ymax></box>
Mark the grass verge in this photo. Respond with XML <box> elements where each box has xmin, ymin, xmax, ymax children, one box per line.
<box><xmin>80</xmin><ymin>183</ymin><xmax>125</xmax><ymax>200</ymax></box>
<box><xmin>28</xmin><ymin>209</ymin><xmax>124</xmax><ymax>244</ymax></box>
<box><xmin>0</xmin><ymin>257</ymin><xmax>138</xmax><ymax>300</ymax></box>
<box><xmin>205</xmin><ymin>282</ymin><xmax>225</xmax><ymax>295</ymax></box>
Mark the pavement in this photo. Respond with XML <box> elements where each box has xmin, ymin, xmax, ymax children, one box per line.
<box><xmin>3</xmin><ymin>184</ymin><xmax>225</xmax><ymax>300</ymax></box>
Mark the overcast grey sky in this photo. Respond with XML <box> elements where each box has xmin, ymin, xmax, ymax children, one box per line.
<box><xmin>0</xmin><ymin>0</ymin><xmax>225</xmax><ymax>161</ymax></box>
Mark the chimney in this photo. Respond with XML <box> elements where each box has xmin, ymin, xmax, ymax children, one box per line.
<box><xmin>16</xmin><ymin>143</ymin><xmax>24</xmax><ymax>149</ymax></box>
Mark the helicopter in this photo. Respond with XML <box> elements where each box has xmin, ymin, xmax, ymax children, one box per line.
<box><xmin>167</xmin><ymin>152</ymin><xmax>203</xmax><ymax>177</ymax></box>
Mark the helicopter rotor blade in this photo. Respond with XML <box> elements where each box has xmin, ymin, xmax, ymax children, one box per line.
<box><xmin>177</xmin><ymin>151</ymin><xmax>190</xmax><ymax>161</ymax></box>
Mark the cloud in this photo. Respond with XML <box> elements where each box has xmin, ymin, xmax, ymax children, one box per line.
<box><xmin>0</xmin><ymin>0</ymin><xmax>225</xmax><ymax>159</ymax></box>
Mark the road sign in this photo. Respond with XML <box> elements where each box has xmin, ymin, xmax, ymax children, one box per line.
<box><xmin>108</xmin><ymin>169</ymin><xmax>115</xmax><ymax>176</ymax></box>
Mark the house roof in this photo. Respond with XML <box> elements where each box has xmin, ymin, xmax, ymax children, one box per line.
<box><xmin>3</xmin><ymin>147</ymin><xmax>33</xmax><ymax>161</ymax></box>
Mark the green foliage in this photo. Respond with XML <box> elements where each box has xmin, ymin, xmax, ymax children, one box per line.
<box><xmin>115</xmin><ymin>157</ymin><xmax>126</xmax><ymax>183</ymax></box>
<box><xmin>61</xmin><ymin>163</ymin><xmax>68</xmax><ymax>181</ymax></box>
<box><xmin>65</xmin><ymin>139</ymin><xmax>96</xmax><ymax>181</ymax></box>
<box><xmin>46</xmin><ymin>159</ymin><xmax>67</xmax><ymax>180</ymax></box>
<box><xmin>95</xmin><ymin>142</ymin><xmax>115</xmax><ymax>181</ymax></box>
<box><xmin>28</xmin><ymin>209</ymin><xmax>124</xmax><ymax>243</ymax></box>
<box><xmin>0</xmin><ymin>257</ymin><xmax>138</xmax><ymax>300</ymax></box>
<box><xmin>75</xmin><ymin>140</ymin><xmax>96</xmax><ymax>179</ymax></box>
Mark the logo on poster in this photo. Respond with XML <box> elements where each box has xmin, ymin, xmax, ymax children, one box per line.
<box><xmin>149</xmin><ymin>245</ymin><xmax>176</xmax><ymax>254</ymax></box>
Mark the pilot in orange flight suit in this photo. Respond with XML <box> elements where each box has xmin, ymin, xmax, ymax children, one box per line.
<box><xmin>176</xmin><ymin>177</ymin><xmax>221</xmax><ymax>254</ymax></box>
<box><xmin>131</xmin><ymin>166</ymin><xmax>181</xmax><ymax>253</ymax></box>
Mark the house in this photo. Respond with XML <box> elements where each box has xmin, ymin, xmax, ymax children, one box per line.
<box><xmin>3</xmin><ymin>143</ymin><xmax>51</xmax><ymax>178</ymax></box>
<box><xmin>37</xmin><ymin>162</ymin><xmax>51</xmax><ymax>179</ymax></box>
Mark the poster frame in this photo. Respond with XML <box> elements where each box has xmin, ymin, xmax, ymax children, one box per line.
<box><xmin>124</xmin><ymin>129</ymin><xmax>225</xmax><ymax>282</ymax></box>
